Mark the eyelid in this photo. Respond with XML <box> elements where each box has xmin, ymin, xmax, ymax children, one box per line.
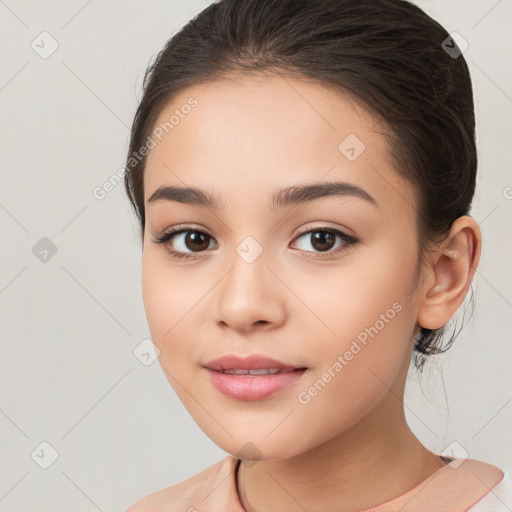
<box><xmin>166</xmin><ymin>222</ymin><xmax>212</xmax><ymax>233</ymax></box>
<box><xmin>153</xmin><ymin>222</ymin><xmax>354</xmax><ymax>243</ymax></box>
<box><xmin>153</xmin><ymin>223</ymin><xmax>214</xmax><ymax>239</ymax></box>
<box><xmin>293</xmin><ymin>222</ymin><xmax>355</xmax><ymax>238</ymax></box>
<box><xmin>152</xmin><ymin>222</ymin><xmax>359</xmax><ymax>260</ymax></box>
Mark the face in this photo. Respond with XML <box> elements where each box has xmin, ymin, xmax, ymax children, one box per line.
<box><xmin>141</xmin><ymin>72</ymin><xmax>425</xmax><ymax>461</ymax></box>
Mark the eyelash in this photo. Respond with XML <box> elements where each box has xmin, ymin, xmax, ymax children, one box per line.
<box><xmin>152</xmin><ymin>224</ymin><xmax>359</xmax><ymax>261</ymax></box>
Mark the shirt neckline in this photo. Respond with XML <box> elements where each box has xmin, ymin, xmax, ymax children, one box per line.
<box><xmin>231</xmin><ymin>454</ymin><xmax>459</xmax><ymax>512</ymax></box>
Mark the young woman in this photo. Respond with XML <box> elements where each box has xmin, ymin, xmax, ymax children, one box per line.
<box><xmin>123</xmin><ymin>0</ymin><xmax>510</xmax><ymax>510</ymax></box>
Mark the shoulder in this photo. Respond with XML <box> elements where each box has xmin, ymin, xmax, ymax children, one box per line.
<box><xmin>467</xmin><ymin>466</ymin><xmax>512</xmax><ymax>512</ymax></box>
<box><xmin>374</xmin><ymin>457</ymin><xmax>506</xmax><ymax>511</ymax></box>
<box><xmin>124</xmin><ymin>456</ymin><xmax>242</xmax><ymax>512</ymax></box>
<box><xmin>418</xmin><ymin>457</ymin><xmax>505</xmax><ymax>511</ymax></box>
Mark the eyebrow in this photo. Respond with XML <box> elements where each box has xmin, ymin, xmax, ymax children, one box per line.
<box><xmin>147</xmin><ymin>180</ymin><xmax>378</xmax><ymax>210</ymax></box>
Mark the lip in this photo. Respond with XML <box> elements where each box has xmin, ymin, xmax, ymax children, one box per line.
<box><xmin>204</xmin><ymin>354</ymin><xmax>302</xmax><ymax>371</ymax></box>
<box><xmin>203</xmin><ymin>354</ymin><xmax>308</xmax><ymax>401</ymax></box>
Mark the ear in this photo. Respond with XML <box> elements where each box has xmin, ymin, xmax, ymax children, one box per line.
<box><xmin>417</xmin><ymin>216</ymin><xmax>481</xmax><ymax>331</ymax></box>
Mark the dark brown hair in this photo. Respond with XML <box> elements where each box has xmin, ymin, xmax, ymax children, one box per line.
<box><xmin>124</xmin><ymin>0</ymin><xmax>477</xmax><ymax>372</ymax></box>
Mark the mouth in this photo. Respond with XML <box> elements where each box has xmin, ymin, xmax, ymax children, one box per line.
<box><xmin>203</xmin><ymin>354</ymin><xmax>308</xmax><ymax>400</ymax></box>
<box><xmin>215</xmin><ymin>368</ymin><xmax>304</xmax><ymax>375</ymax></box>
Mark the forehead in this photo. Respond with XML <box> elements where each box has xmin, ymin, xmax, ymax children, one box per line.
<box><xmin>143</xmin><ymin>72</ymin><xmax>413</xmax><ymax>216</ymax></box>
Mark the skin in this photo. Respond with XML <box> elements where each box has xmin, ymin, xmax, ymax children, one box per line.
<box><xmin>139</xmin><ymin>72</ymin><xmax>481</xmax><ymax>511</ymax></box>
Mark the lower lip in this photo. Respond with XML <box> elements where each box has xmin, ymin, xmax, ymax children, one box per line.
<box><xmin>206</xmin><ymin>369</ymin><xmax>307</xmax><ymax>400</ymax></box>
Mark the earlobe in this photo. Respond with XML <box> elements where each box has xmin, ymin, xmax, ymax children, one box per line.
<box><xmin>418</xmin><ymin>216</ymin><xmax>481</xmax><ymax>330</ymax></box>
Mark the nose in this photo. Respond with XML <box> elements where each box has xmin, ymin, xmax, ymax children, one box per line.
<box><xmin>214</xmin><ymin>243</ymin><xmax>287</xmax><ymax>334</ymax></box>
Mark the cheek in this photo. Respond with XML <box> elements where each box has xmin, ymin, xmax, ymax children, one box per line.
<box><xmin>290</xmin><ymin>245</ymin><xmax>418</xmax><ymax>401</ymax></box>
<box><xmin>141</xmin><ymin>251</ymin><xmax>198</xmax><ymax>356</ymax></box>
<box><xmin>290</xmin><ymin>241</ymin><xmax>418</xmax><ymax>350</ymax></box>
<box><xmin>141</xmin><ymin>253</ymin><xmax>207</xmax><ymax>410</ymax></box>
<box><xmin>276</xmin><ymin>264</ymin><xmax>417</xmax><ymax>454</ymax></box>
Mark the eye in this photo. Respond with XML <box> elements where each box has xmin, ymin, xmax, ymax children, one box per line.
<box><xmin>152</xmin><ymin>224</ymin><xmax>358</xmax><ymax>261</ymax></box>
<box><xmin>291</xmin><ymin>225</ymin><xmax>358</xmax><ymax>259</ymax></box>
<box><xmin>152</xmin><ymin>225</ymin><xmax>217</xmax><ymax>261</ymax></box>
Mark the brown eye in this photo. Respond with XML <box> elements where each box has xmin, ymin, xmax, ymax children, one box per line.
<box><xmin>152</xmin><ymin>227</ymin><xmax>217</xmax><ymax>260</ymax></box>
<box><xmin>182</xmin><ymin>231</ymin><xmax>211</xmax><ymax>251</ymax></box>
<box><xmin>309</xmin><ymin>230</ymin><xmax>337</xmax><ymax>251</ymax></box>
<box><xmin>292</xmin><ymin>227</ymin><xmax>358</xmax><ymax>259</ymax></box>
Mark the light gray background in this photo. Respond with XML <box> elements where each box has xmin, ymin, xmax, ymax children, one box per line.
<box><xmin>1</xmin><ymin>1</ymin><xmax>511</xmax><ymax>510</ymax></box>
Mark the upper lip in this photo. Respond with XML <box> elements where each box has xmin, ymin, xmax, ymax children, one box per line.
<box><xmin>203</xmin><ymin>354</ymin><xmax>305</xmax><ymax>371</ymax></box>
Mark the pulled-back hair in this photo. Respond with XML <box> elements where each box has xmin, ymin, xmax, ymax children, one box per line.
<box><xmin>124</xmin><ymin>0</ymin><xmax>477</xmax><ymax>372</ymax></box>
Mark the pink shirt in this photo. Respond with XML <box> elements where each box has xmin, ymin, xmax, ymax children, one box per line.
<box><xmin>126</xmin><ymin>455</ymin><xmax>508</xmax><ymax>511</ymax></box>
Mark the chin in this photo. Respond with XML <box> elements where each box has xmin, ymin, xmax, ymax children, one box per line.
<box><xmin>199</xmin><ymin>426</ymin><xmax>310</xmax><ymax>463</ymax></box>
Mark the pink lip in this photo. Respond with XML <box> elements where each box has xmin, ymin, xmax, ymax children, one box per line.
<box><xmin>204</xmin><ymin>354</ymin><xmax>301</xmax><ymax>371</ymax></box>
<box><xmin>203</xmin><ymin>354</ymin><xmax>308</xmax><ymax>401</ymax></box>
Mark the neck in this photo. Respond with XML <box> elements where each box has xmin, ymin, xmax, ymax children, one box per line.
<box><xmin>236</xmin><ymin>387</ymin><xmax>446</xmax><ymax>512</ymax></box>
